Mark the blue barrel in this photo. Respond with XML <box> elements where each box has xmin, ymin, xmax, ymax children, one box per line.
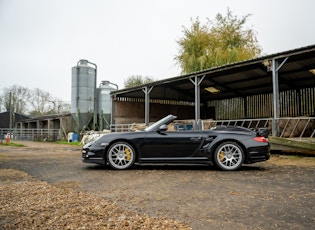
<box><xmin>72</xmin><ymin>133</ymin><xmax>79</xmax><ymax>142</ymax></box>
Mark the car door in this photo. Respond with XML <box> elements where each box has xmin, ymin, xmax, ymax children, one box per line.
<box><xmin>140</xmin><ymin>130</ymin><xmax>204</xmax><ymax>159</ymax></box>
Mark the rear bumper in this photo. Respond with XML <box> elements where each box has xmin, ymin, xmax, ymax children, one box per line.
<box><xmin>246</xmin><ymin>146</ymin><xmax>270</xmax><ymax>164</ymax></box>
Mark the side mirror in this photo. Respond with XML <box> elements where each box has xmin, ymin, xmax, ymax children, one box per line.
<box><xmin>158</xmin><ymin>124</ymin><xmax>168</xmax><ymax>132</ymax></box>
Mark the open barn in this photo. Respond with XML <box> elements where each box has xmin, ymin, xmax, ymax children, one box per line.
<box><xmin>110</xmin><ymin>45</ymin><xmax>315</xmax><ymax>151</ymax></box>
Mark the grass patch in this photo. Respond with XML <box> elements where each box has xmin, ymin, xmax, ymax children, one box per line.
<box><xmin>55</xmin><ymin>141</ymin><xmax>82</xmax><ymax>146</ymax></box>
<box><xmin>0</xmin><ymin>142</ymin><xmax>25</xmax><ymax>147</ymax></box>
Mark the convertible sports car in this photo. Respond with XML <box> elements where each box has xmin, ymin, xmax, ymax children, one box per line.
<box><xmin>82</xmin><ymin>115</ymin><xmax>270</xmax><ymax>171</ymax></box>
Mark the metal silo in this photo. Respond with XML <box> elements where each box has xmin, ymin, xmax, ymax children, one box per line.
<box><xmin>71</xmin><ymin>60</ymin><xmax>97</xmax><ymax>132</ymax></box>
<box><xmin>97</xmin><ymin>81</ymin><xmax>118</xmax><ymax>130</ymax></box>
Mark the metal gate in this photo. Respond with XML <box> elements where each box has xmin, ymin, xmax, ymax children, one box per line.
<box><xmin>0</xmin><ymin>128</ymin><xmax>61</xmax><ymax>142</ymax></box>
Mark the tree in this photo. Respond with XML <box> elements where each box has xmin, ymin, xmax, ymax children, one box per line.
<box><xmin>46</xmin><ymin>98</ymin><xmax>71</xmax><ymax>115</ymax></box>
<box><xmin>28</xmin><ymin>88</ymin><xmax>53</xmax><ymax>116</ymax></box>
<box><xmin>175</xmin><ymin>8</ymin><xmax>261</xmax><ymax>74</ymax></box>
<box><xmin>0</xmin><ymin>96</ymin><xmax>3</xmax><ymax>112</ymax></box>
<box><xmin>124</xmin><ymin>75</ymin><xmax>155</xmax><ymax>88</ymax></box>
<box><xmin>2</xmin><ymin>85</ymin><xmax>30</xmax><ymax>114</ymax></box>
<box><xmin>1</xmin><ymin>85</ymin><xmax>71</xmax><ymax>116</ymax></box>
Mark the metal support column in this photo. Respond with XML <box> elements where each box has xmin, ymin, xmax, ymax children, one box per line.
<box><xmin>272</xmin><ymin>57</ymin><xmax>288</xmax><ymax>136</ymax></box>
<box><xmin>296</xmin><ymin>89</ymin><xmax>301</xmax><ymax>116</ymax></box>
<box><xmin>190</xmin><ymin>75</ymin><xmax>205</xmax><ymax>122</ymax></box>
<box><xmin>243</xmin><ymin>96</ymin><xmax>248</xmax><ymax>118</ymax></box>
<box><xmin>142</xmin><ymin>86</ymin><xmax>154</xmax><ymax>126</ymax></box>
<box><xmin>110</xmin><ymin>95</ymin><xmax>115</xmax><ymax>128</ymax></box>
<box><xmin>76</xmin><ymin>108</ymin><xmax>80</xmax><ymax>134</ymax></box>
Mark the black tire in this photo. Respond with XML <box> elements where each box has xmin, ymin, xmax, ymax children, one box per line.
<box><xmin>107</xmin><ymin>142</ymin><xmax>136</xmax><ymax>170</ymax></box>
<box><xmin>214</xmin><ymin>142</ymin><xmax>244</xmax><ymax>171</ymax></box>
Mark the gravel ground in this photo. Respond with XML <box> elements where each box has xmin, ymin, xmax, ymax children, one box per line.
<box><xmin>1</xmin><ymin>141</ymin><xmax>315</xmax><ymax>229</ymax></box>
<box><xmin>0</xmin><ymin>169</ymin><xmax>190</xmax><ymax>229</ymax></box>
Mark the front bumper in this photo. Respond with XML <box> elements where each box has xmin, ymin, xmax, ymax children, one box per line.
<box><xmin>82</xmin><ymin>148</ymin><xmax>105</xmax><ymax>165</ymax></box>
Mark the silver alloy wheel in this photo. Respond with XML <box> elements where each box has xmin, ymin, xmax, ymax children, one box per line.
<box><xmin>214</xmin><ymin>142</ymin><xmax>244</xmax><ymax>171</ymax></box>
<box><xmin>107</xmin><ymin>142</ymin><xmax>135</xmax><ymax>169</ymax></box>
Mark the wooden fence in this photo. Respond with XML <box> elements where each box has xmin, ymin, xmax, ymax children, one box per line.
<box><xmin>208</xmin><ymin>87</ymin><xmax>315</xmax><ymax>119</ymax></box>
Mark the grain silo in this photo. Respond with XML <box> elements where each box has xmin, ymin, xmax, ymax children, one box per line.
<box><xmin>71</xmin><ymin>60</ymin><xmax>97</xmax><ymax>133</ymax></box>
<box><xmin>97</xmin><ymin>81</ymin><xmax>118</xmax><ymax>130</ymax></box>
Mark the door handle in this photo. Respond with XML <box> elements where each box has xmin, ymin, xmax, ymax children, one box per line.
<box><xmin>190</xmin><ymin>137</ymin><xmax>202</xmax><ymax>142</ymax></box>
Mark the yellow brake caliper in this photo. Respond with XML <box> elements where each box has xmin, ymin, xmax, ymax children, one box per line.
<box><xmin>125</xmin><ymin>148</ymin><xmax>131</xmax><ymax>161</ymax></box>
<box><xmin>219</xmin><ymin>151</ymin><xmax>225</xmax><ymax>162</ymax></box>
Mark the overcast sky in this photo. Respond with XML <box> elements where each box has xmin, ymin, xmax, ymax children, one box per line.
<box><xmin>1</xmin><ymin>0</ymin><xmax>315</xmax><ymax>102</ymax></box>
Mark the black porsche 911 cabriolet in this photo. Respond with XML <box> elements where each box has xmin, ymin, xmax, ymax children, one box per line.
<box><xmin>82</xmin><ymin>115</ymin><xmax>270</xmax><ymax>171</ymax></box>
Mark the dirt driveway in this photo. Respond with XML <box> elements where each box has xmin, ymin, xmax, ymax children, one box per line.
<box><xmin>1</xmin><ymin>141</ymin><xmax>315</xmax><ymax>229</ymax></box>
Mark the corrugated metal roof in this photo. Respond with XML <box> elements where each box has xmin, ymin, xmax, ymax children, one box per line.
<box><xmin>112</xmin><ymin>44</ymin><xmax>315</xmax><ymax>102</ymax></box>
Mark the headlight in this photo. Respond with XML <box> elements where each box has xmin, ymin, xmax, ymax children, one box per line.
<box><xmin>83</xmin><ymin>141</ymin><xmax>94</xmax><ymax>149</ymax></box>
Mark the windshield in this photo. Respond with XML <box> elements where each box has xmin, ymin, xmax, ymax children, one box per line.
<box><xmin>144</xmin><ymin>114</ymin><xmax>177</xmax><ymax>132</ymax></box>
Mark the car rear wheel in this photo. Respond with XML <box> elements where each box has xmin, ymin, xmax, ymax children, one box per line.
<box><xmin>107</xmin><ymin>142</ymin><xmax>136</xmax><ymax>170</ymax></box>
<box><xmin>214</xmin><ymin>142</ymin><xmax>244</xmax><ymax>171</ymax></box>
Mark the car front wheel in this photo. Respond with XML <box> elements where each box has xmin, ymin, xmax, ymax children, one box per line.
<box><xmin>107</xmin><ymin>142</ymin><xmax>136</xmax><ymax>170</ymax></box>
<box><xmin>214</xmin><ymin>142</ymin><xmax>244</xmax><ymax>171</ymax></box>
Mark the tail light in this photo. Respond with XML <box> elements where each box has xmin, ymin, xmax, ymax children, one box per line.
<box><xmin>253</xmin><ymin>136</ymin><xmax>268</xmax><ymax>142</ymax></box>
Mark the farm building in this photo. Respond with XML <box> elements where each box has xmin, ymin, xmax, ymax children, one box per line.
<box><xmin>1</xmin><ymin>113</ymin><xmax>73</xmax><ymax>142</ymax></box>
<box><xmin>109</xmin><ymin>45</ymin><xmax>315</xmax><ymax>153</ymax></box>
<box><xmin>0</xmin><ymin>112</ymin><xmax>30</xmax><ymax>129</ymax></box>
<box><xmin>110</xmin><ymin>45</ymin><xmax>315</xmax><ymax>139</ymax></box>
